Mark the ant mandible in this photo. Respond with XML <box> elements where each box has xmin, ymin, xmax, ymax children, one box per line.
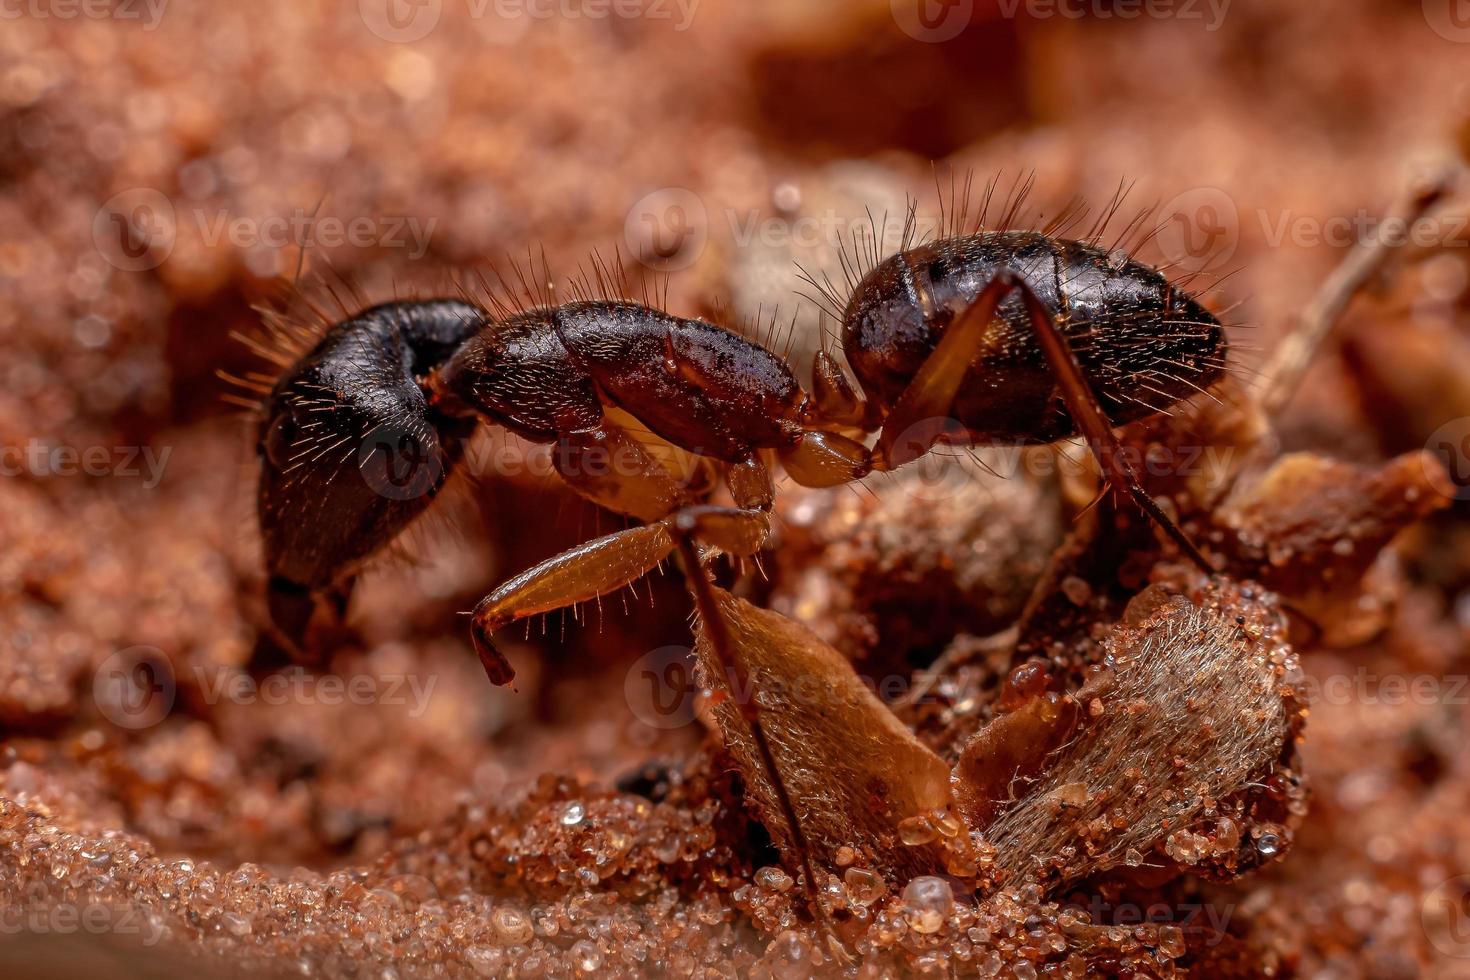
<box><xmin>252</xmin><ymin>203</ymin><xmax>1225</xmax><ymax>925</ymax></box>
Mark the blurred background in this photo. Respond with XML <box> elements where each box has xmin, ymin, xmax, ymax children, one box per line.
<box><xmin>3</xmin><ymin>0</ymin><xmax>1470</xmax><ymax>975</ymax></box>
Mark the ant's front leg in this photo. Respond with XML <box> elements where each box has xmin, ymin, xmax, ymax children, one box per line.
<box><xmin>468</xmin><ymin>429</ymin><xmax>770</xmax><ymax>684</ymax></box>
<box><xmin>868</xmin><ymin>271</ymin><xmax>1021</xmax><ymax>470</ymax></box>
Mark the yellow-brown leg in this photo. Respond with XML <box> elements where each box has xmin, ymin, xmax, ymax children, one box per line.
<box><xmin>871</xmin><ymin>271</ymin><xmax>1021</xmax><ymax>470</ymax></box>
<box><xmin>553</xmin><ymin>420</ymin><xmax>698</xmax><ymax>522</ymax></box>
<box><xmin>469</xmin><ymin>503</ymin><xmax>770</xmax><ymax>686</ymax></box>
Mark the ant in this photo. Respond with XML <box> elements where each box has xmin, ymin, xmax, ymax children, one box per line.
<box><xmin>248</xmin><ymin>186</ymin><xmax>1230</xmax><ymax>932</ymax></box>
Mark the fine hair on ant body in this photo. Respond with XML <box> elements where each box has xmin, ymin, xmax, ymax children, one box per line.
<box><xmin>242</xmin><ymin>176</ymin><xmax>1232</xmax><ymax>929</ymax></box>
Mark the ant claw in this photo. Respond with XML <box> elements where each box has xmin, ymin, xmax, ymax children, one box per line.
<box><xmin>472</xmin><ymin>621</ymin><xmax>517</xmax><ymax>686</ymax></box>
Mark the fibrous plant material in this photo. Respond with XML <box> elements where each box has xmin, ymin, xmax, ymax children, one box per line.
<box><xmin>964</xmin><ymin>583</ymin><xmax>1306</xmax><ymax>889</ymax></box>
<box><xmin>695</xmin><ymin>572</ymin><xmax>1308</xmax><ymax>910</ymax></box>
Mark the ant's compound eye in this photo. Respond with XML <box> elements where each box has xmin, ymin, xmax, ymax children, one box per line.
<box><xmin>261</xmin><ymin>411</ymin><xmax>297</xmax><ymax>469</ymax></box>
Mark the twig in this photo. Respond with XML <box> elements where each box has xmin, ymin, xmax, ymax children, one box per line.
<box><xmin>1262</xmin><ymin>169</ymin><xmax>1457</xmax><ymax>417</ymax></box>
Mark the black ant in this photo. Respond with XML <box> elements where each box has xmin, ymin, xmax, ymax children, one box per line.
<box><xmin>247</xmin><ymin>194</ymin><xmax>1228</xmax><ymax>931</ymax></box>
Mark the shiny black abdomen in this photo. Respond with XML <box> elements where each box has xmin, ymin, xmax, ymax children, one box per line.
<box><xmin>842</xmin><ymin>232</ymin><xmax>1226</xmax><ymax>444</ymax></box>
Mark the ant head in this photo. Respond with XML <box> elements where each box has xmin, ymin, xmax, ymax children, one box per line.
<box><xmin>255</xmin><ymin>301</ymin><xmax>483</xmax><ymax>642</ymax></box>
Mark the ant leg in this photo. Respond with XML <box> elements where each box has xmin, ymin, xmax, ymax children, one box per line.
<box><xmin>669</xmin><ymin>512</ymin><xmax>838</xmax><ymax>942</ymax></box>
<box><xmin>809</xmin><ymin>350</ymin><xmax>872</xmax><ymax>428</ymax></box>
<box><xmin>469</xmin><ymin>503</ymin><xmax>770</xmax><ymax>686</ymax></box>
<box><xmin>553</xmin><ymin>420</ymin><xmax>697</xmax><ymax>522</ymax></box>
<box><xmin>870</xmin><ymin>272</ymin><xmax>1021</xmax><ymax>470</ymax></box>
<box><xmin>1010</xmin><ymin>281</ymin><xmax>1215</xmax><ymax>572</ymax></box>
<box><xmin>470</xmin><ymin>521</ymin><xmax>678</xmax><ymax>685</ymax></box>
